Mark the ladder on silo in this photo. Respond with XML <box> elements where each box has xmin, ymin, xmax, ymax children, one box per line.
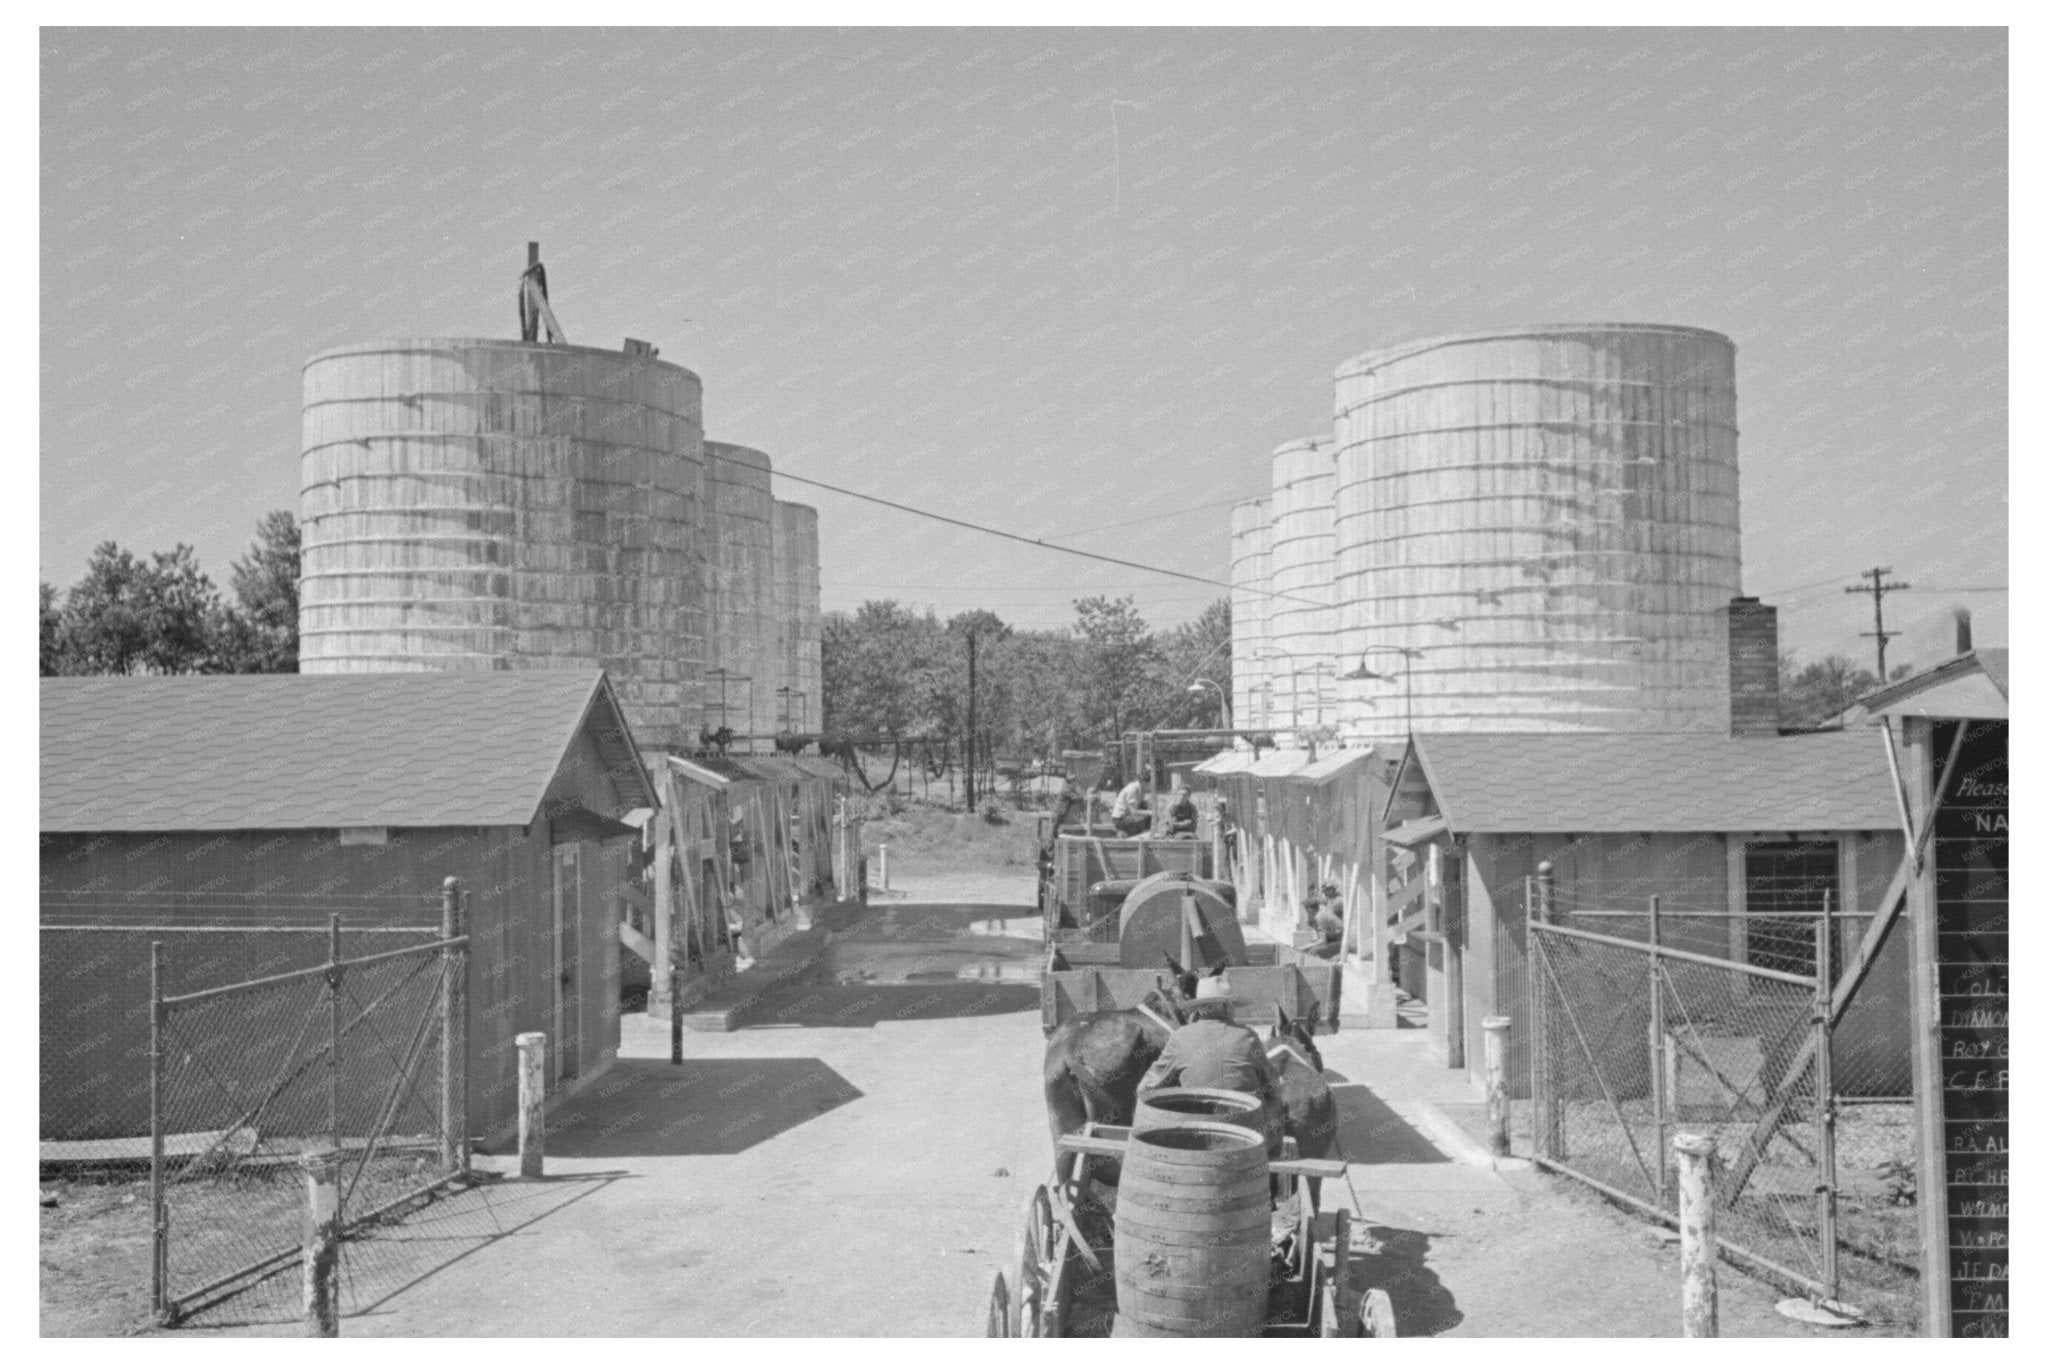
<box><xmin>519</xmin><ymin>241</ymin><xmax>568</xmax><ymax>344</ymax></box>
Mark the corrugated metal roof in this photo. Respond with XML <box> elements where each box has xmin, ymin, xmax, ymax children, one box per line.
<box><xmin>1246</xmin><ymin>749</ymin><xmax>1314</xmax><ymax>778</ymax></box>
<box><xmin>1847</xmin><ymin>648</ymin><xmax>2009</xmax><ymax>722</ymax></box>
<box><xmin>41</xmin><ymin>672</ymin><xmax>649</xmax><ymax>833</ymax></box>
<box><xmin>1292</xmin><ymin>747</ymin><xmax>1377</xmax><ymax>782</ymax></box>
<box><xmin>1411</xmin><ymin>730</ymin><xmax>1899</xmax><ymax>834</ymax></box>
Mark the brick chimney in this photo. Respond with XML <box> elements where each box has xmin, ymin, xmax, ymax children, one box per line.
<box><xmin>1727</xmin><ymin>597</ymin><xmax>1780</xmax><ymax>736</ymax></box>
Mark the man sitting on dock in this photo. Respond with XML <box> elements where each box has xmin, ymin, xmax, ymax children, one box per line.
<box><xmin>1109</xmin><ymin>777</ymin><xmax>1151</xmax><ymax>836</ymax></box>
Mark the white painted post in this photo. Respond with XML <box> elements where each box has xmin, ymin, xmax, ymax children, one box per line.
<box><xmin>516</xmin><ymin>1032</ymin><xmax>547</xmax><ymax>1179</ymax></box>
<box><xmin>1482</xmin><ymin>1015</ymin><xmax>1512</xmax><ymax>1157</ymax></box>
<box><xmin>300</xmin><ymin>1145</ymin><xmax>342</xmax><ymax>1336</ymax></box>
<box><xmin>879</xmin><ymin>842</ymin><xmax>890</xmax><ymax>892</ymax></box>
<box><xmin>1676</xmin><ymin>1132</ymin><xmax>1719</xmax><ymax>1338</ymax></box>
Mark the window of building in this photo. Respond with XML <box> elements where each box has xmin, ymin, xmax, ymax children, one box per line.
<box><xmin>1742</xmin><ymin>840</ymin><xmax>1840</xmax><ymax>981</ymax></box>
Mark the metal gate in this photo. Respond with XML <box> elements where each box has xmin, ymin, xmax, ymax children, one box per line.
<box><xmin>148</xmin><ymin>890</ymin><xmax>469</xmax><ymax>1325</ymax></box>
<box><xmin>1527</xmin><ymin>894</ymin><xmax>1919</xmax><ymax>1324</ymax></box>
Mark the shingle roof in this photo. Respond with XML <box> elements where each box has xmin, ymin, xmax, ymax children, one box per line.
<box><xmin>41</xmin><ymin>672</ymin><xmax>650</xmax><ymax>833</ymax></box>
<box><xmin>1409</xmin><ymin>730</ymin><xmax>1900</xmax><ymax>834</ymax></box>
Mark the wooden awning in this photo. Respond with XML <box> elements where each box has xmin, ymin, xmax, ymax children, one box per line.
<box><xmin>1381</xmin><ymin>814</ymin><xmax>1448</xmax><ymax>847</ymax></box>
<box><xmin>548</xmin><ymin>804</ymin><xmax>640</xmax><ymax>844</ymax></box>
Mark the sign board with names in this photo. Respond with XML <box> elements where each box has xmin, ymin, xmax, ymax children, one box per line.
<box><xmin>1921</xmin><ymin>719</ymin><xmax>2008</xmax><ymax>1337</ymax></box>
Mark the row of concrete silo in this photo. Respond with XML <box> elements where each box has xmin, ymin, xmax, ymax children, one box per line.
<box><xmin>298</xmin><ymin>338</ymin><xmax>822</xmax><ymax>752</ymax></box>
<box><xmin>1232</xmin><ymin>323</ymin><xmax>1743</xmax><ymax>740</ymax></box>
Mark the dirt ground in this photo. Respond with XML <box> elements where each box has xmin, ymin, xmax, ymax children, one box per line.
<box><xmin>43</xmin><ymin>829</ymin><xmax>1916</xmax><ymax>1337</ymax></box>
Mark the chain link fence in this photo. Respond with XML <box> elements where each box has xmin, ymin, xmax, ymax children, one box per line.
<box><xmin>1527</xmin><ymin>889</ymin><xmax>1918</xmax><ymax>1331</ymax></box>
<box><xmin>39</xmin><ymin>889</ymin><xmax>469</xmax><ymax>1328</ymax></box>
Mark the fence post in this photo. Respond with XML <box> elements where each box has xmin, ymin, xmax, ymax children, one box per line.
<box><xmin>440</xmin><ymin>878</ymin><xmax>468</xmax><ymax>1176</ymax></box>
<box><xmin>517</xmin><ymin>1032</ymin><xmax>547</xmax><ymax>1178</ymax></box>
<box><xmin>1649</xmin><ymin>895</ymin><xmax>1667</xmax><ymax>1199</ymax></box>
<box><xmin>1482</xmin><ymin>1015</ymin><xmax>1512</xmax><ymax>1158</ymax></box>
<box><xmin>1529</xmin><ymin>865</ymin><xmax>1563</xmax><ymax>1159</ymax></box>
<box><xmin>1814</xmin><ymin>888</ymin><xmax>1840</xmax><ymax>1306</ymax></box>
<box><xmin>300</xmin><ymin>1145</ymin><xmax>342</xmax><ymax>1337</ymax></box>
<box><xmin>1675</xmin><ymin>1131</ymin><xmax>1718</xmax><ymax>1338</ymax></box>
<box><xmin>326</xmin><ymin>913</ymin><xmax>343</xmax><ymax>1152</ymax></box>
<box><xmin>879</xmin><ymin>842</ymin><xmax>890</xmax><ymax>892</ymax></box>
<box><xmin>148</xmin><ymin>940</ymin><xmax>169</xmax><ymax>1324</ymax></box>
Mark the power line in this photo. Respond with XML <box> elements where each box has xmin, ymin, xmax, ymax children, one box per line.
<box><xmin>1037</xmin><ymin>495</ymin><xmax>1252</xmax><ymax>544</ymax></box>
<box><xmin>773</xmin><ymin>467</ymin><xmax>1319</xmax><ymax>608</ymax></box>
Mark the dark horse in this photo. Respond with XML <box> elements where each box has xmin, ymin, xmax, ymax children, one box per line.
<box><xmin>1042</xmin><ymin>957</ymin><xmax>1201</xmax><ymax>1183</ymax></box>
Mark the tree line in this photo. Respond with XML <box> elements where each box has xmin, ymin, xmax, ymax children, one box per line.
<box><xmin>820</xmin><ymin>595</ymin><xmax>1232</xmax><ymax>783</ymax></box>
<box><xmin>40</xmin><ymin>511</ymin><xmax>300</xmax><ymax>676</ymax></box>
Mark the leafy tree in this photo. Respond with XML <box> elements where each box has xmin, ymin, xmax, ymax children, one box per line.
<box><xmin>39</xmin><ymin>582</ymin><xmax>67</xmax><ymax>675</ymax></box>
<box><xmin>220</xmin><ymin>510</ymin><xmax>300</xmax><ymax>672</ymax></box>
<box><xmin>1071</xmin><ymin>595</ymin><xmax>1164</xmax><ymax>747</ymax></box>
<box><xmin>1778</xmin><ymin>650</ymin><xmax>1881</xmax><ymax>728</ymax></box>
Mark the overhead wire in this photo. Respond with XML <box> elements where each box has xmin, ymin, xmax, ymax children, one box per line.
<box><xmin>772</xmin><ymin>467</ymin><xmax>1316</xmax><ymax>609</ymax></box>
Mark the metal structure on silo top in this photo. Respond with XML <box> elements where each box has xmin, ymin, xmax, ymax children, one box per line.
<box><xmin>705</xmin><ymin>441</ymin><xmax>777</xmax><ymax>745</ymax></box>
<box><xmin>1266</xmin><ymin>435</ymin><xmax>1337</xmax><ymax>736</ymax></box>
<box><xmin>299</xmin><ymin>337</ymin><xmax>705</xmax><ymax>750</ymax></box>
<box><xmin>1229</xmin><ymin>499</ymin><xmax>1273</xmax><ymax>734</ymax></box>
<box><xmin>1331</xmin><ymin>324</ymin><xmax>1741</xmax><ymax>738</ymax></box>
<box><xmin>773</xmin><ymin>500</ymin><xmax>822</xmax><ymax>734</ymax></box>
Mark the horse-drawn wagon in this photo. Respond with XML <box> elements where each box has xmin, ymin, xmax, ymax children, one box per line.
<box><xmin>987</xmin><ymin>1102</ymin><xmax>1397</xmax><ymax>1337</ymax></box>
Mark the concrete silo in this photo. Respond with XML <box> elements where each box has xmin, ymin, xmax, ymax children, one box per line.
<box><xmin>298</xmin><ymin>338</ymin><xmax>705</xmax><ymax>750</ymax></box>
<box><xmin>1331</xmin><ymin>324</ymin><xmax>1741</xmax><ymax>738</ymax></box>
<box><xmin>704</xmin><ymin>442</ymin><xmax>777</xmax><ymax>743</ymax></box>
<box><xmin>1229</xmin><ymin>499</ymin><xmax>1273</xmax><ymax>733</ymax></box>
<box><xmin>773</xmin><ymin>500</ymin><xmax>822</xmax><ymax>733</ymax></box>
<box><xmin>1266</xmin><ymin>435</ymin><xmax>1338</xmax><ymax>734</ymax></box>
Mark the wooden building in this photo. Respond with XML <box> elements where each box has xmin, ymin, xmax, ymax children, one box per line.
<box><xmin>1379</xmin><ymin>730</ymin><xmax>1911</xmax><ymax>1092</ymax></box>
<box><xmin>39</xmin><ymin>672</ymin><xmax>655</xmax><ymax>1141</ymax></box>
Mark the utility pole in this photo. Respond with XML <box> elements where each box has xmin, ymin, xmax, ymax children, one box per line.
<box><xmin>965</xmin><ymin>631</ymin><xmax>979</xmax><ymax>813</ymax></box>
<box><xmin>1846</xmin><ymin>567</ymin><xmax>1912</xmax><ymax>679</ymax></box>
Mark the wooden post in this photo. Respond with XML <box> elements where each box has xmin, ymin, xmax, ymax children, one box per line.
<box><xmin>148</xmin><ymin>940</ymin><xmax>168</xmax><ymax>1323</ymax></box>
<box><xmin>440</xmin><ymin>878</ymin><xmax>467</xmax><ymax>1175</ymax></box>
<box><xmin>1675</xmin><ymin>1132</ymin><xmax>1719</xmax><ymax>1338</ymax></box>
<box><xmin>1482</xmin><ymin>1015</ymin><xmax>1512</xmax><ymax>1157</ymax></box>
<box><xmin>300</xmin><ymin>1145</ymin><xmax>342</xmax><ymax>1337</ymax></box>
<box><xmin>879</xmin><ymin>842</ymin><xmax>890</xmax><ymax>892</ymax></box>
<box><xmin>669</xmin><ymin>955</ymin><xmax>684</xmax><ymax>1066</ymax></box>
<box><xmin>652</xmin><ymin>791</ymin><xmax>674</xmax><ymax>1016</ymax></box>
<box><xmin>516</xmin><ymin>1032</ymin><xmax>547</xmax><ymax>1179</ymax></box>
<box><xmin>1530</xmin><ymin>866</ymin><xmax>1562</xmax><ymax>1159</ymax></box>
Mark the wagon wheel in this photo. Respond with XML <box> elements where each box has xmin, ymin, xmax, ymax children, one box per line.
<box><xmin>1013</xmin><ymin>1184</ymin><xmax>1060</xmax><ymax>1337</ymax></box>
<box><xmin>1360</xmin><ymin>1287</ymin><xmax>1398</xmax><ymax>1339</ymax></box>
<box><xmin>986</xmin><ymin>1270</ymin><xmax>1012</xmax><ymax>1337</ymax></box>
<box><xmin>1317</xmin><ymin>1208</ymin><xmax>1353</xmax><ymax>1338</ymax></box>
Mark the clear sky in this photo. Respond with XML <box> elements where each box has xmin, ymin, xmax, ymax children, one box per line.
<box><xmin>39</xmin><ymin>27</ymin><xmax>2007</xmax><ymax>671</ymax></box>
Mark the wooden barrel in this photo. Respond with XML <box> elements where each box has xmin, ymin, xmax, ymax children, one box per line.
<box><xmin>1112</xmin><ymin>1122</ymin><xmax>1271</xmax><ymax>1337</ymax></box>
<box><xmin>1132</xmin><ymin>1087</ymin><xmax>1266</xmax><ymax>1142</ymax></box>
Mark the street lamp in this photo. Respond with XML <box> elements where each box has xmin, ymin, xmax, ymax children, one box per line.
<box><xmin>1340</xmin><ymin>645</ymin><xmax>1425</xmax><ymax>736</ymax></box>
<box><xmin>1187</xmin><ymin>678</ymin><xmax>1233</xmax><ymax>729</ymax></box>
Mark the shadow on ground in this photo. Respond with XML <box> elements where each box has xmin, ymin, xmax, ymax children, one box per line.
<box><xmin>1324</xmin><ymin>1075</ymin><xmax>1449</xmax><ymax>1165</ymax></box>
<box><xmin>1350</xmin><ymin>1225</ymin><xmax>1463</xmax><ymax>1336</ymax></box>
<box><xmin>164</xmin><ymin>1172</ymin><xmax>622</xmax><ymax>1334</ymax></box>
<box><xmin>748</xmin><ymin>982</ymin><xmax>1042</xmax><ymax>1028</ymax></box>
<box><xmin>477</xmin><ymin>1057</ymin><xmax>866</xmax><ymax>1159</ymax></box>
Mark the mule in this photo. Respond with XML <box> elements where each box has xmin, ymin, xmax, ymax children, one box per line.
<box><xmin>1268</xmin><ymin>1003</ymin><xmax>1337</xmax><ymax>1160</ymax></box>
